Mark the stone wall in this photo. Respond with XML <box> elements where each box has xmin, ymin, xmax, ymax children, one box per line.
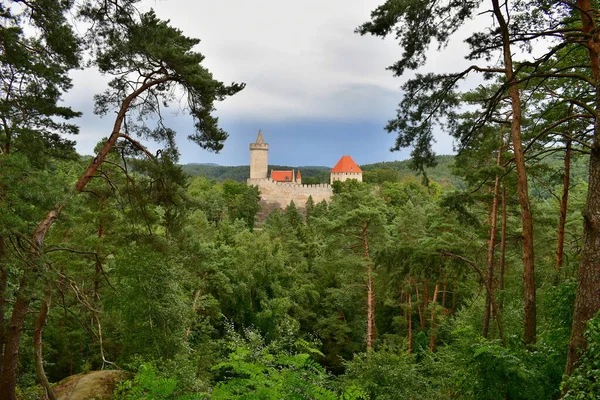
<box><xmin>247</xmin><ymin>179</ymin><xmax>333</xmax><ymax>209</ymax></box>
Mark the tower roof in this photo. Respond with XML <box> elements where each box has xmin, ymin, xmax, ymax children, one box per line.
<box><xmin>256</xmin><ymin>130</ymin><xmax>265</xmax><ymax>144</ymax></box>
<box><xmin>250</xmin><ymin>129</ymin><xmax>268</xmax><ymax>151</ymax></box>
<box><xmin>331</xmin><ymin>156</ymin><xmax>362</xmax><ymax>173</ymax></box>
<box><xmin>296</xmin><ymin>170</ymin><xmax>302</xmax><ymax>179</ymax></box>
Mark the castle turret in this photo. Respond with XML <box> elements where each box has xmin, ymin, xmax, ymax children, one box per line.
<box><xmin>296</xmin><ymin>170</ymin><xmax>302</xmax><ymax>185</ymax></box>
<box><xmin>330</xmin><ymin>155</ymin><xmax>362</xmax><ymax>184</ymax></box>
<box><xmin>250</xmin><ymin>130</ymin><xmax>269</xmax><ymax>179</ymax></box>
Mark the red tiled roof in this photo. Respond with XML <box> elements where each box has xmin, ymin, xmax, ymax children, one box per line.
<box><xmin>296</xmin><ymin>170</ymin><xmax>302</xmax><ymax>179</ymax></box>
<box><xmin>331</xmin><ymin>156</ymin><xmax>362</xmax><ymax>173</ymax></box>
<box><xmin>271</xmin><ymin>170</ymin><xmax>293</xmax><ymax>182</ymax></box>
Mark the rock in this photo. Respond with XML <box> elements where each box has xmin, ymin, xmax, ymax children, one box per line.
<box><xmin>54</xmin><ymin>370</ymin><xmax>128</xmax><ymax>400</ymax></box>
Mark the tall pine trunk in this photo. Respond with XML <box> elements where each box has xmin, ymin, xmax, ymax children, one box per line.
<box><xmin>366</xmin><ymin>270</ymin><xmax>375</xmax><ymax>352</ymax></box>
<box><xmin>499</xmin><ymin>186</ymin><xmax>507</xmax><ymax>313</ymax></box>
<box><xmin>429</xmin><ymin>282</ymin><xmax>439</xmax><ymax>351</ymax></box>
<box><xmin>362</xmin><ymin>223</ymin><xmax>375</xmax><ymax>352</ymax></box>
<box><xmin>492</xmin><ymin>0</ymin><xmax>536</xmax><ymax>345</ymax></box>
<box><xmin>556</xmin><ymin>141</ymin><xmax>572</xmax><ymax>272</ymax></box>
<box><xmin>566</xmin><ymin>0</ymin><xmax>600</xmax><ymax>375</ymax></box>
<box><xmin>0</xmin><ymin>275</ymin><xmax>30</xmax><ymax>399</ymax></box>
<box><xmin>415</xmin><ymin>283</ymin><xmax>425</xmax><ymax>328</ymax></box>
<box><xmin>566</xmin><ymin>146</ymin><xmax>600</xmax><ymax>374</ymax></box>
<box><xmin>452</xmin><ymin>275</ymin><xmax>458</xmax><ymax>312</ymax></box>
<box><xmin>34</xmin><ymin>288</ymin><xmax>56</xmax><ymax>400</ymax></box>
<box><xmin>441</xmin><ymin>271</ymin><xmax>448</xmax><ymax>310</ymax></box>
<box><xmin>0</xmin><ymin>235</ymin><xmax>7</xmax><ymax>373</ymax></box>
<box><xmin>484</xmin><ymin>145</ymin><xmax>503</xmax><ymax>338</ymax></box>
<box><xmin>407</xmin><ymin>277</ymin><xmax>413</xmax><ymax>354</ymax></box>
<box><xmin>95</xmin><ymin>206</ymin><xmax>104</xmax><ymax>303</ymax></box>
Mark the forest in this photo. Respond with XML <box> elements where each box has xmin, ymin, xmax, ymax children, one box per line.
<box><xmin>1</xmin><ymin>0</ymin><xmax>600</xmax><ymax>399</ymax></box>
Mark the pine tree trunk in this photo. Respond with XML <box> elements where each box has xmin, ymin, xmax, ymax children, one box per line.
<box><xmin>423</xmin><ymin>278</ymin><xmax>430</xmax><ymax>324</ymax></box>
<box><xmin>484</xmin><ymin>146</ymin><xmax>503</xmax><ymax>338</ymax></box>
<box><xmin>556</xmin><ymin>141</ymin><xmax>572</xmax><ymax>272</ymax></box>
<box><xmin>0</xmin><ymin>275</ymin><xmax>30</xmax><ymax>399</ymax></box>
<box><xmin>362</xmin><ymin>223</ymin><xmax>375</xmax><ymax>353</ymax></box>
<box><xmin>566</xmin><ymin>0</ymin><xmax>600</xmax><ymax>375</ymax></box>
<box><xmin>499</xmin><ymin>186</ymin><xmax>507</xmax><ymax>313</ymax></box>
<box><xmin>366</xmin><ymin>269</ymin><xmax>375</xmax><ymax>352</ymax></box>
<box><xmin>415</xmin><ymin>284</ymin><xmax>425</xmax><ymax>329</ymax></box>
<box><xmin>492</xmin><ymin>0</ymin><xmax>536</xmax><ymax>345</ymax></box>
<box><xmin>95</xmin><ymin>210</ymin><xmax>104</xmax><ymax>302</ymax></box>
<box><xmin>429</xmin><ymin>282</ymin><xmax>439</xmax><ymax>351</ymax></box>
<box><xmin>452</xmin><ymin>275</ymin><xmax>457</xmax><ymax>313</ymax></box>
<box><xmin>34</xmin><ymin>288</ymin><xmax>56</xmax><ymax>400</ymax></box>
<box><xmin>0</xmin><ymin>235</ymin><xmax>7</xmax><ymax>372</ymax></box>
<box><xmin>441</xmin><ymin>271</ymin><xmax>448</xmax><ymax>310</ymax></box>
<box><xmin>566</xmin><ymin>145</ymin><xmax>600</xmax><ymax>375</ymax></box>
<box><xmin>407</xmin><ymin>277</ymin><xmax>413</xmax><ymax>354</ymax></box>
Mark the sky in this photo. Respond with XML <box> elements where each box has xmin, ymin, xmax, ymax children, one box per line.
<box><xmin>64</xmin><ymin>0</ymin><xmax>488</xmax><ymax>167</ymax></box>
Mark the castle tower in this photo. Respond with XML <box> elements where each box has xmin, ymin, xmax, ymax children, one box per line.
<box><xmin>249</xmin><ymin>130</ymin><xmax>269</xmax><ymax>179</ymax></box>
<box><xmin>330</xmin><ymin>155</ymin><xmax>362</xmax><ymax>184</ymax></box>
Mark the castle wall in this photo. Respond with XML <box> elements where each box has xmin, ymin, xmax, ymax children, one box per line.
<box><xmin>247</xmin><ymin>179</ymin><xmax>333</xmax><ymax>208</ymax></box>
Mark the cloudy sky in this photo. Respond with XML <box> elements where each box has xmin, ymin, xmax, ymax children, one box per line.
<box><xmin>65</xmin><ymin>0</ymin><xmax>488</xmax><ymax>167</ymax></box>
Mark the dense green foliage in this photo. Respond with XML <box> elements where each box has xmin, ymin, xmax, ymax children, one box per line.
<box><xmin>7</xmin><ymin>156</ymin><xmax>591</xmax><ymax>398</ymax></box>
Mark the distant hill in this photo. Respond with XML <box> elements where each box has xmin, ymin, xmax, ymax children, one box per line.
<box><xmin>187</xmin><ymin>162</ymin><xmax>220</xmax><ymax>166</ymax></box>
<box><xmin>180</xmin><ymin>156</ymin><xmax>457</xmax><ymax>184</ymax></box>
<box><xmin>180</xmin><ymin>152</ymin><xmax>589</xmax><ymax>191</ymax></box>
<box><xmin>181</xmin><ymin>164</ymin><xmax>249</xmax><ymax>181</ymax></box>
<box><xmin>361</xmin><ymin>155</ymin><xmax>459</xmax><ymax>186</ymax></box>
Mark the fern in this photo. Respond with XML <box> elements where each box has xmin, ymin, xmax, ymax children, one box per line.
<box><xmin>210</xmin><ymin>328</ymin><xmax>367</xmax><ymax>399</ymax></box>
<box><xmin>114</xmin><ymin>364</ymin><xmax>204</xmax><ymax>400</ymax></box>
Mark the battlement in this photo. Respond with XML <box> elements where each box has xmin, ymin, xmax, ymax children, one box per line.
<box><xmin>247</xmin><ymin>178</ymin><xmax>331</xmax><ymax>190</ymax></box>
<box><xmin>247</xmin><ymin>178</ymin><xmax>333</xmax><ymax>209</ymax></box>
<box><xmin>249</xmin><ymin>143</ymin><xmax>269</xmax><ymax>150</ymax></box>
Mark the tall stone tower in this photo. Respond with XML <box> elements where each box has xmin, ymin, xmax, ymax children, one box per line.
<box><xmin>249</xmin><ymin>130</ymin><xmax>269</xmax><ymax>179</ymax></box>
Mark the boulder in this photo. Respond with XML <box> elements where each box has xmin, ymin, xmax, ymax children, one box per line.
<box><xmin>53</xmin><ymin>370</ymin><xmax>128</xmax><ymax>400</ymax></box>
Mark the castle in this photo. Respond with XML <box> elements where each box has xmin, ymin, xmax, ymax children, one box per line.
<box><xmin>247</xmin><ymin>130</ymin><xmax>362</xmax><ymax>209</ymax></box>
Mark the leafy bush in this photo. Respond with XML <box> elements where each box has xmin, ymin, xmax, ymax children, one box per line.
<box><xmin>339</xmin><ymin>349</ymin><xmax>431</xmax><ymax>400</ymax></box>
<box><xmin>562</xmin><ymin>313</ymin><xmax>600</xmax><ymax>399</ymax></box>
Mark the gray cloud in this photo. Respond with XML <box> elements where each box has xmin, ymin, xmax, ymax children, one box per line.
<box><xmin>62</xmin><ymin>0</ymin><xmax>498</xmax><ymax>161</ymax></box>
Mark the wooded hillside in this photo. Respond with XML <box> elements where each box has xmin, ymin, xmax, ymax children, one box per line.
<box><xmin>182</xmin><ymin>153</ymin><xmax>589</xmax><ymax>192</ymax></box>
